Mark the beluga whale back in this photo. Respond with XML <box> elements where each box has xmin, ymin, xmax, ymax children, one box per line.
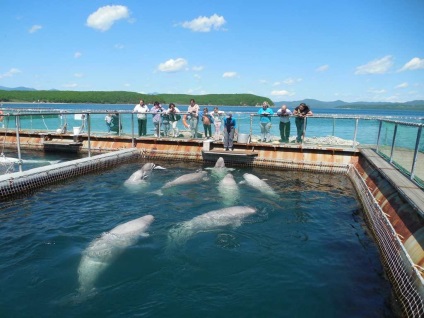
<box><xmin>242</xmin><ymin>173</ymin><xmax>278</xmax><ymax>198</ymax></box>
<box><xmin>168</xmin><ymin>206</ymin><xmax>256</xmax><ymax>246</ymax></box>
<box><xmin>218</xmin><ymin>173</ymin><xmax>239</xmax><ymax>206</ymax></box>
<box><xmin>77</xmin><ymin>215</ymin><xmax>154</xmax><ymax>298</ymax></box>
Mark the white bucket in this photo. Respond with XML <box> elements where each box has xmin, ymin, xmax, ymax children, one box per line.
<box><xmin>203</xmin><ymin>140</ymin><xmax>212</xmax><ymax>151</ymax></box>
<box><xmin>73</xmin><ymin>127</ymin><xmax>81</xmax><ymax>135</ymax></box>
<box><xmin>237</xmin><ymin>133</ymin><xmax>250</xmax><ymax>143</ymax></box>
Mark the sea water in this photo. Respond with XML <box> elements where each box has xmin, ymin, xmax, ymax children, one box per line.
<box><xmin>0</xmin><ymin>159</ymin><xmax>399</xmax><ymax>317</ymax></box>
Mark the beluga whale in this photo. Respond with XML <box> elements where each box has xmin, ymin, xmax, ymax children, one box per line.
<box><xmin>218</xmin><ymin>173</ymin><xmax>240</xmax><ymax>206</ymax></box>
<box><xmin>77</xmin><ymin>215</ymin><xmax>154</xmax><ymax>298</ymax></box>
<box><xmin>153</xmin><ymin>170</ymin><xmax>208</xmax><ymax>195</ymax></box>
<box><xmin>124</xmin><ymin>162</ymin><xmax>165</xmax><ymax>188</ymax></box>
<box><xmin>205</xmin><ymin>157</ymin><xmax>234</xmax><ymax>179</ymax></box>
<box><xmin>242</xmin><ymin>173</ymin><xmax>278</xmax><ymax>198</ymax></box>
<box><xmin>168</xmin><ymin>206</ymin><xmax>256</xmax><ymax>246</ymax></box>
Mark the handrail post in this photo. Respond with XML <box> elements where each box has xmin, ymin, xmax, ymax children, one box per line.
<box><xmin>332</xmin><ymin>117</ymin><xmax>335</xmax><ymax>136</ymax></box>
<box><xmin>249</xmin><ymin>114</ymin><xmax>253</xmax><ymax>138</ymax></box>
<box><xmin>131</xmin><ymin>113</ymin><xmax>135</xmax><ymax>147</ymax></box>
<box><xmin>87</xmin><ymin>113</ymin><xmax>91</xmax><ymax>157</ymax></box>
<box><xmin>411</xmin><ymin>126</ymin><xmax>422</xmax><ymax>180</ymax></box>
<box><xmin>353</xmin><ymin>118</ymin><xmax>359</xmax><ymax>149</ymax></box>
<box><xmin>15</xmin><ymin>115</ymin><xmax>23</xmax><ymax>172</ymax></box>
<box><xmin>302</xmin><ymin>117</ymin><xmax>307</xmax><ymax>145</ymax></box>
<box><xmin>389</xmin><ymin>123</ymin><xmax>398</xmax><ymax>164</ymax></box>
<box><xmin>118</xmin><ymin>113</ymin><xmax>121</xmax><ymax>137</ymax></box>
<box><xmin>376</xmin><ymin>120</ymin><xmax>383</xmax><ymax>153</ymax></box>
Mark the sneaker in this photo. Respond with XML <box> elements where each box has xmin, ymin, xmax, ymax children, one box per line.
<box><xmin>230</xmin><ymin>148</ymin><xmax>234</xmax><ymax>151</ymax></box>
<box><xmin>263</xmin><ymin>139</ymin><xmax>266</xmax><ymax>142</ymax></box>
<box><xmin>225</xmin><ymin>148</ymin><xmax>229</xmax><ymax>151</ymax></box>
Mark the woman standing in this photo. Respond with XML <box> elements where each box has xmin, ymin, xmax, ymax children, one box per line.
<box><xmin>201</xmin><ymin>107</ymin><xmax>214</xmax><ymax>139</ymax></box>
<box><xmin>167</xmin><ymin>103</ymin><xmax>181</xmax><ymax>137</ymax></box>
<box><xmin>211</xmin><ymin>107</ymin><xmax>223</xmax><ymax>140</ymax></box>
<box><xmin>187</xmin><ymin>99</ymin><xmax>199</xmax><ymax>138</ymax></box>
<box><xmin>151</xmin><ymin>102</ymin><xmax>163</xmax><ymax>137</ymax></box>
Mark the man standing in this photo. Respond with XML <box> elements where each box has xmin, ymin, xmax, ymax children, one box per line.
<box><xmin>293</xmin><ymin>103</ymin><xmax>313</xmax><ymax>143</ymax></box>
<box><xmin>277</xmin><ymin>105</ymin><xmax>292</xmax><ymax>143</ymax></box>
<box><xmin>187</xmin><ymin>99</ymin><xmax>199</xmax><ymax>138</ymax></box>
<box><xmin>257</xmin><ymin>101</ymin><xmax>274</xmax><ymax>142</ymax></box>
<box><xmin>223</xmin><ymin>113</ymin><xmax>236</xmax><ymax>151</ymax></box>
<box><xmin>133</xmin><ymin>100</ymin><xmax>149</xmax><ymax>136</ymax></box>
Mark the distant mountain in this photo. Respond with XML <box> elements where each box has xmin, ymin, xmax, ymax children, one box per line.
<box><xmin>275</xmin><ymin>99</ymin><xmax>424</xmax><ymax>109</ymax></box>
<box><xmin>0</xmin><ymin>86</ymin><xmax>37</xmax><ymax>91</ymax></box>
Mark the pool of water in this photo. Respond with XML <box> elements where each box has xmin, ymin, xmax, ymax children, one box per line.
<box><xmin>0</xmin><ymin>160</ymin><xmax>398</xmax><ymax>317</ymax></box>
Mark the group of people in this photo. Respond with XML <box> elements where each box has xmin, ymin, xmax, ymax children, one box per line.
<box><xmin>106</xmin><ymin>99</ymin><xmax>312</xmax><ymax>145</ymax></box>
<box><xmin>258</xmin><ymin>101</ymin><xmax>313</xmax><ymax>143</ymax></box>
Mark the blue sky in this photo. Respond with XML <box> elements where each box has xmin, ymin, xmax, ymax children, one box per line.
<box><xmin>1</xmin><ymin>0</ymin><xmax>423</xmax><ymax>102</ymax></box>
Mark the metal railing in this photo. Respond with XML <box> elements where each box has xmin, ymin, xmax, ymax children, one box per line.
<box><xmin>375</xmin><ymin>119</ymin><xmax>424</xmax><ymax>187</ymax></box>
<box><xmin>1</xmin><ymin>110</ymin><xmax>423</xmax><ymax>184</ymax></box>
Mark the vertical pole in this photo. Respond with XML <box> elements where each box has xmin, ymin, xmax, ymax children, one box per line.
<box><xmin>332</xmin><ymin>117</ymin><xmax>335</xmax><ymax>136</ymax></box>
<box><xmin>353</xmin><ymin>118</ymin><xmax>359</xmax><ymax>149</ymax></box>
<box><xmin>411</xmin><ymin>125</ymin><xmax>422</xmax><ymax>180</ymax></box>
<box><xmin>131</xmin><ymin>113</ymin><xmax>135</xmax><ymax>147</ymax></box>
<box><xmin>249</xmin><ymin>114</ymin><xmax>253</xmax><ymax>138</ymax></box>
<box><xmin>15</xmin><ymin>115</ymin><xmax>23</xmax><ymax>172</ymax></box>
<box><xmin>376</xmin><ymin>121</ymin><xmax>383</xmax><ymax>153</ymax></box>
<box><xmin>302</xmin><ymin>117</ymin><xmax>307</xmax><ymax>145</ymax></box>
<box><xmin>389</xmin><ymin>123</ymin><xmax>397</xmax><ymax>164</ymax></box>
<box><xmin>118</xmin><ymin>113</ymin><xmax>121</xmax><ymax>137</ymax></box>
<box><xmin>87</xmin><ymin>113</ymin><xmax>91</xmax><ymax>157</ymax></box>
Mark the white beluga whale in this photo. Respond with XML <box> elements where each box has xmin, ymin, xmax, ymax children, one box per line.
<box><xmin>124</xmin><ymin>163</ymin><xmax>165</xmax><ymax>187</ymax></box>
<box><xmin>153</xmin><ymin>170</ymin><xmax>208</xmax><ymax>195</ymax></box>
<box><xmin>218</xmin><ymin>173</ymin><xmax>240</xmax><ymax>206</ymax></box>
<box><xmin>77</xmin><ymin>215</ymin><xmax>154</xmax><ymax>298</ymax></box>
<box><xmin>242</xmin><ymin>173</ymin><xmax>278</xmax><ymax>198</ymax></box>
<box><xmin>205</xmin><ymin>157</ymin><xmax>234</xmax><ymax>179</ymax></box>
<box><xmin>168</xmin><ymin>206</ymin><xmax>256</xmax><ymax>245</ymax></box>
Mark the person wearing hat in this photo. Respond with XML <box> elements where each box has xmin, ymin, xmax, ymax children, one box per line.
<box><xmin>257</xmin><ymin>101</ymin><xmax>274</xmax><ymax>142</ymax></box>
<box><xmin>223</xmin><ymin>112</ymin><xmax>236</xmax><ymax>151</ymax></box>
<box><xmin>293</xmin><ymin>103</ymin><xmax>313</xmax><ymax>143</ymax></box>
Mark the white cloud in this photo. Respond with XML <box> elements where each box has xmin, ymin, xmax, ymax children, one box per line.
<box><xmin>259</xmin><ymin>79</ymin><xmax>268</xmax><ymax>84</ymax></box>
<box><xmin>368</xmin><ymin>88</ymin><xmax>386</xmax><ymax>94</ymax></box>
<box><xmin>29</xmin><ymin>25</ymin><xmax>42</xmax><ymax>33</ymax></box>
<box><xmin>355</xmin><ymin>55</ymin><xmax>393</xmax><ymax>75</ymax></box>
<box><xmin>74</xmin><ymin>52</ymin><xmax>82</xmax><ymax>58</ymax></box>
<box><xmin>395</xmin><ymin>82</ymin><xmax>408</xmax><ymax>89</ymax></box>
<box><xmin>194</xmin><ymin>74</ymin><xmax>201</xmax><ymax>80</ymax></box>
<box><xmin>86</xmin><ymin>5</ymin><xmax>130</xmax><ymax>31</ymax></box>
<box><xmin>271</xmin><ymin>90</ymin><xmax>294</xmax><ymax>97</ymax></box>
<box><xmin>181</xmin><ymin>14</ymin><xmax>226</xmax><ymax>32</ymax></box>
<box><xmin>283</xmin><ymin>78</ymin><xmax>302</xmax><ymax>85</ymax></box>
<box><xmin>316</xmin><ymin>64</ymin><xmax>329</xmax><ymax>72</ymax></box>
<box><xmin>158</xmin><ymin>58</ymin><xmax>188</xmax><ymax>72</ymax></box>
<box><xmin>0</xmin><ymin>68</ymin><xmax>21</xmax><ymax>79</ymax></box>
<box><xmin>273</xmin><ymin>82</ymin><xmax>281</xmax><ymax>86</ymax></box>
<box><xmin>74</xmin><ymin>73</ymin><xmax>84</xmax><ymax>78</ymax></box>
<box><xmin>398</xmin><ymin>57</ymin><xmax>424</xmax><ymax>72</ymax></box>
<box><xmin>222</xmin><ymin>72</ymin><xmax>237</xmax><ymax>78</ymax></box>
<box><xmin>62</xmin><ymin>83</ymin><xmax>78</xmax><ymax>88</ymax></box>
<box><xmin>192</xmin><ymin>66</ymin><xmax>204</xmax><ymax>71</ymax></box>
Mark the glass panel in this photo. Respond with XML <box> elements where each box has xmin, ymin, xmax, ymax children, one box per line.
<box><xmin>392</xmin><ymin>125</ymin><xmax>418</xmax><ymax>175</ymax></box>
<box><xmin>377</xmin><ymin>121</ymin><xmax>395</xmax><ymax>159</ymax></box>
<box><xmin>355</xmin><ymin>119</ymin><xmax>380</xmax><ymax>146</ymax></box>
<box><xmin>413</xmin><ymin>127</ymin><xmax>424</xmax><ymax>187</ymax></box>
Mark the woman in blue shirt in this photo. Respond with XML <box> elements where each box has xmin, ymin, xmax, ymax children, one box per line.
<box><xmin>257</xmin><ymin>102</ymin><xmax>274</xmax><ymax>142</ymax></box>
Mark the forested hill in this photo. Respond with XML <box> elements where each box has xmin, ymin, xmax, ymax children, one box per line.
<box><xmin>0</xmin><ymin>90</ymin><xmax>273</xmax><ymax>106</ymax></box>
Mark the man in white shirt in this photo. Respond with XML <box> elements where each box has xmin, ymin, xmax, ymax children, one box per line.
<box><xmin>187</xmin><ymin>99</ymin><xmax>199</xmax><ymax>138</ymax></box>
<box><xmin>277</xmin><ymin>105</ymin><xmax>292</xmax><ymax>143</ymax></box>
<box><xmin>133</xmin><ymin>100</ymin><xmax>149</xmax><ymax>136</ymax></box>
